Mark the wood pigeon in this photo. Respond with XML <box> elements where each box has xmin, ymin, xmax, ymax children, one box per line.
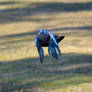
<box><xmin>35</xmin><ymin>28</ymin><xmax>64</xmax><ymax>64</ymax></box>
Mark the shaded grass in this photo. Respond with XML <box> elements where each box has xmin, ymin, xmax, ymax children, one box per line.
<box><xmin>0</xmin><ymin>53</ymin><xmax>92</xmax><ymax>91</ymax></box>
<box><xmin>0</xmin><ymin>0</ymin><xmax>92</xmax><ymax>24</ymax></box>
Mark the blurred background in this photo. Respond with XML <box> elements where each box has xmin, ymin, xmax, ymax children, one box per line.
<box><xmin>0</xmin><ymin>0</ymin><xmax>92</xmax><ymax>92</ymax></box>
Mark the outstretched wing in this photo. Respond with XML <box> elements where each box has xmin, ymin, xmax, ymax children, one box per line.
<box><xmin>48</xmin><ymin>46</ymin><xmax>58</xmax><ymax>59</ymax></box>
<box><xmin>48</xmin><ymin>32</ymin><xmax>61</xmax><ymax>59</ymax></box>
<box><xmin>35</xmin><ymin>37</ymin><xmax>44</xmax><ymax>64</ymax></box>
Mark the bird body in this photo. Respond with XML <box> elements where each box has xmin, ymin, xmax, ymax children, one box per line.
<box><xmin>35</xmin><ymin>29</ymin><xmax>64</xmax><ymax>64</ymax></box>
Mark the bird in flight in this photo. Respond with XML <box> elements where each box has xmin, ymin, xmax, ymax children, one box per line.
<box><xmin>35</xmin><ymin>28</ymin><xmax>64</xmax><ymax>64</ymax></box>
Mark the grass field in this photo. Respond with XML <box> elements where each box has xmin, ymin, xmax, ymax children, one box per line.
<box><xmin>0</xmin><ymin>0</ymin><xmax>92</xmax><ymax>92</ymax></box>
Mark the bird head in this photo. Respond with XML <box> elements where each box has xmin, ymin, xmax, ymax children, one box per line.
<box><xmin>40</xmin><ymin>28</ymin><xmax>47</xmax><ymax>35</ymax></box>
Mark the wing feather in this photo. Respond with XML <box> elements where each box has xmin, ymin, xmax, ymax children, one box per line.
<box><xmin>35</xmin><ymin>37</ymin><xmax>44</xmax><ymax>64</ymax></box>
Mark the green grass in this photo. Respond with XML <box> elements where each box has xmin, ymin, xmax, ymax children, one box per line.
<box><xmin>0</xmin><ymin>0</ymin><xmax>92</xmax><ymax>92</ymax></box>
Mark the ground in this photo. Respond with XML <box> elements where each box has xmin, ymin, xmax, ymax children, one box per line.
<box><xmin>0</xmin><ymin>0</ymin><xmax>92</xmax><ymax>92</ymax></box>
